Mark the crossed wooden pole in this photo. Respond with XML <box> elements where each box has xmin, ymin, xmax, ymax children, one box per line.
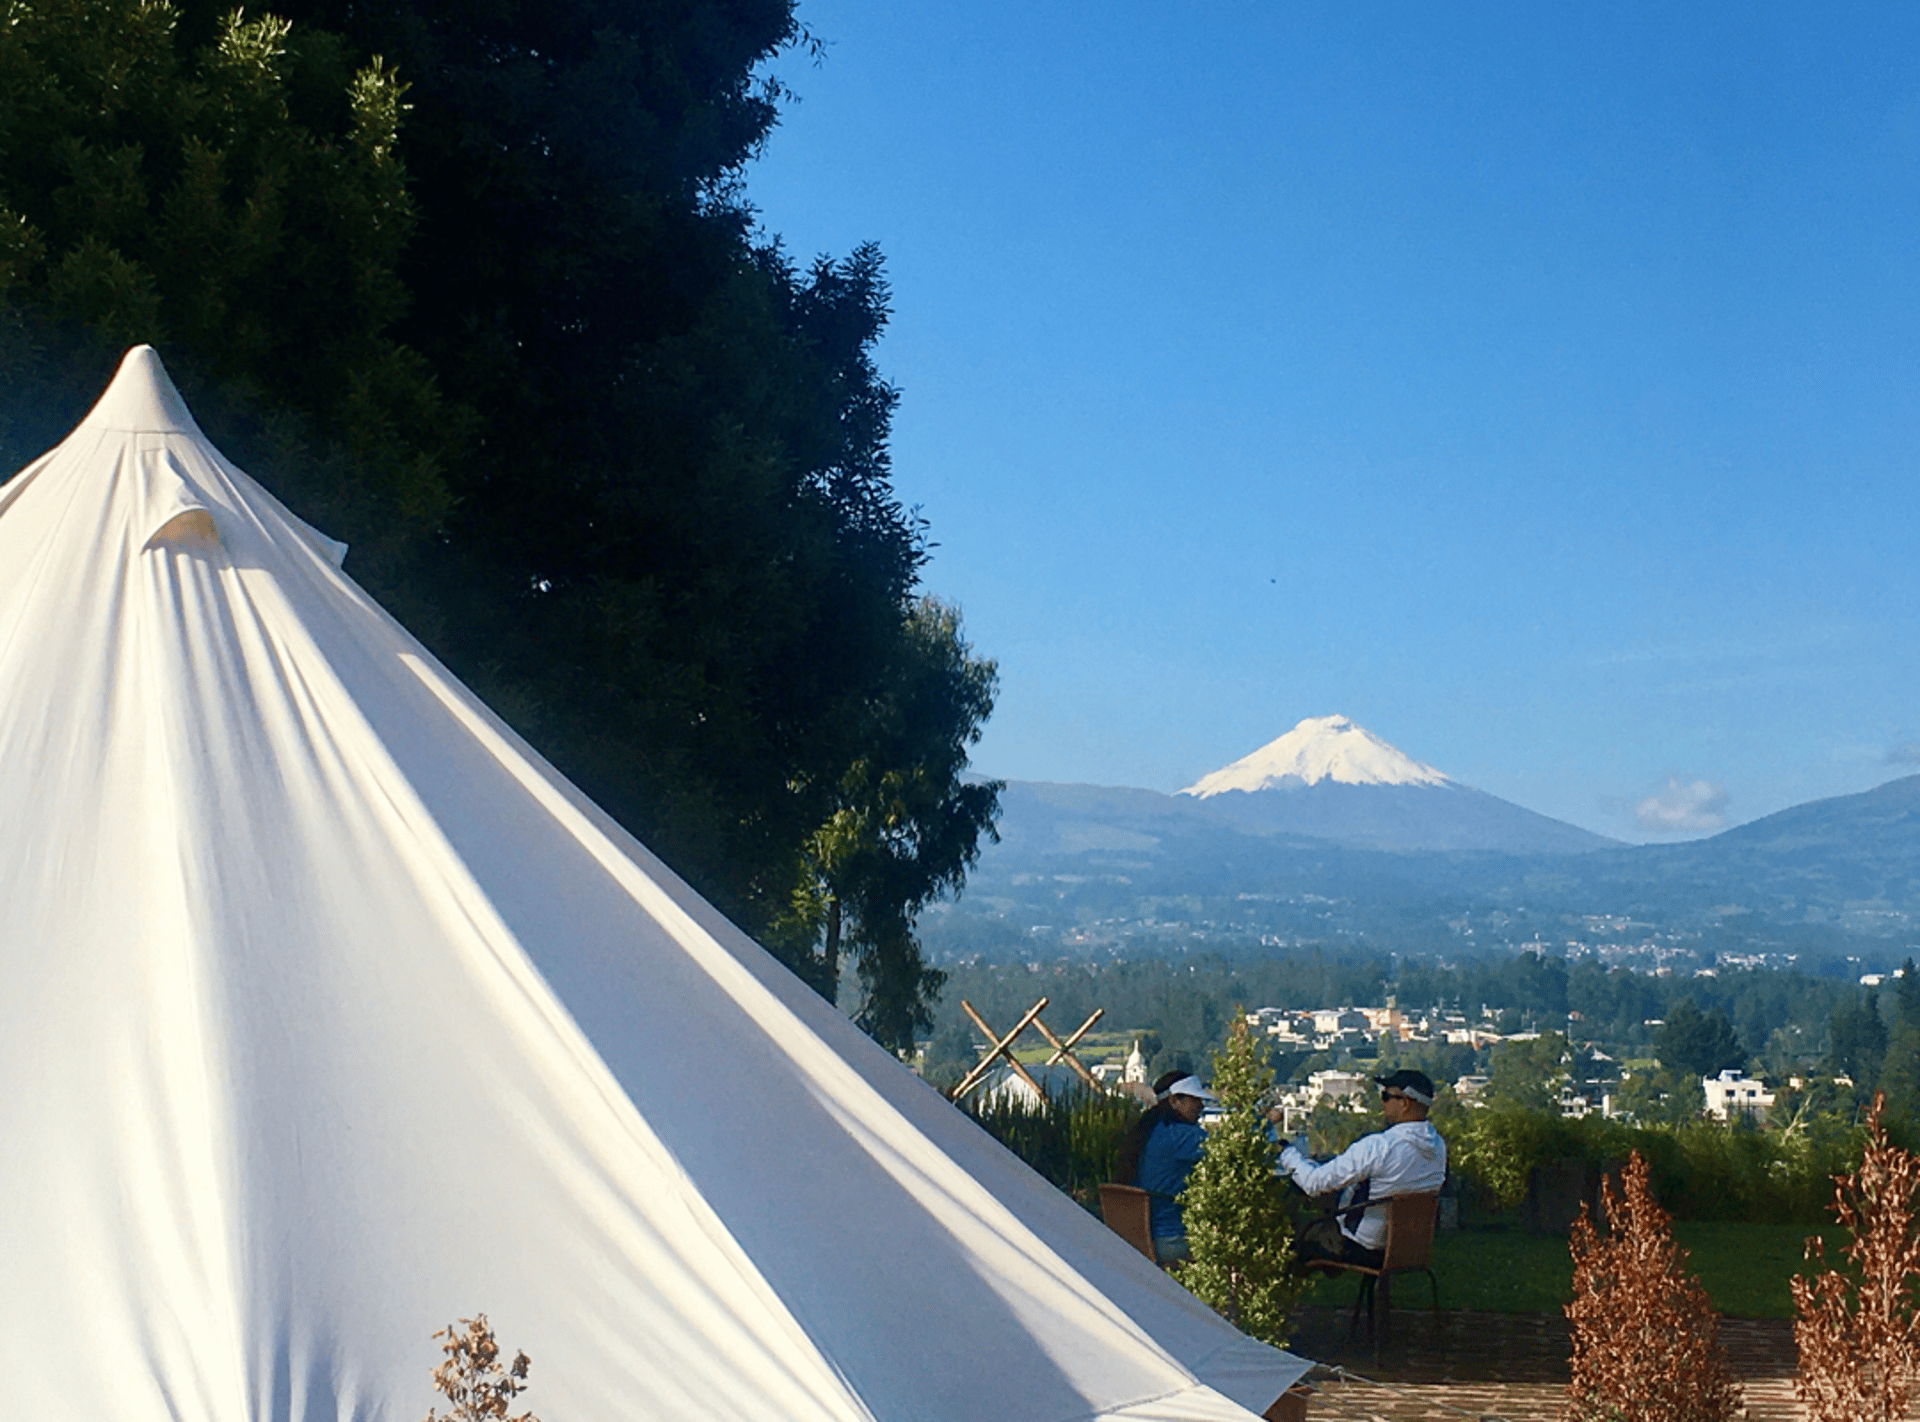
<box><xmin>948</xmin><ymin>995</ymin><xmax>1106</xmax><ymax>1102</ymax></box>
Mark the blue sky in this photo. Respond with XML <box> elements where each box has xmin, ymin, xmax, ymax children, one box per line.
<box><xmin>748</xmin><ymin>3</ymin><xmax>1920</xmax><ymax>842</ymax></box>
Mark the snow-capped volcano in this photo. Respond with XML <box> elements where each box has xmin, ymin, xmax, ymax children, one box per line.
<box><xmin>1153</xmin><ymin>713</ymin><xmax>1615</xmax><ymax>852</ymax></box>
<box><xmin>1180</xmin><ymin>714</ymin><xmax>1453</xmax><ymax>797</ymax></box>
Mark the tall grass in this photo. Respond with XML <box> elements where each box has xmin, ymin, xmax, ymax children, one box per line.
<box><xmin>961</xmin><ymin>1088</ymin><xmax>1140</xmax><ymax>1208</ymax></box>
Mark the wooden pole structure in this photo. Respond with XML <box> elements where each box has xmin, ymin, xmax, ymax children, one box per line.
<box><xmin>957</xmin><ymin>999</ymin><xmax>1047</xmax><ymax>1103</ymax></box>
<box><xmin>949</xmin><ymin>996</ymin><xmax>1050</xmax><ymax>1102</ymax></box>
<box><xmin>1034</xmin><ymin>1008</ymin><xmax>1105</xmax><ymax>1090</ymax></box>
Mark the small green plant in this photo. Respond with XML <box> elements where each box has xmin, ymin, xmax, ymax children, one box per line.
<box><xmin>1793</xmin><ymin>1095</ymin><xmax>1920</xmax><ymax>1422</ymax></box>
<box><xmin>426</xmin><ymin>1315</ymin><xmax>538</xmax><ymax>1422</ymax></box>
<box><xmin>1563</xmin><ymin>1151</ymin><xmax>1741</xmax><ymax>1422</ymax></box>
<box><xmin>1177</xmin><ymin>1016</ymin><xmax>1306</xmax><ymax>1347</ymax></box>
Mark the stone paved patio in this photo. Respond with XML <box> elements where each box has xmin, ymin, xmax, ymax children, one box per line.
<box><xmin>1284</xmin><ymin>1304</ymin><xmax>1802</xmax><ymax>1421</ymax></box>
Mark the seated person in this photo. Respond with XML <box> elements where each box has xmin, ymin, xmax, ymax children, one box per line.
<box><xmin>1111</xmin><ymin>1070</ymin><xmax>1190</xmax><ymax>1185</ymax></box>
<box><xmin>1124</xmin><ymin>1074</ymin><xmax>1216</xmax><ymax>1265</ymax></box>
<box><xmin>1274</xmin><ymin>1068</ymin><xmax>1446</xmax><ymax>1268</ymax></box>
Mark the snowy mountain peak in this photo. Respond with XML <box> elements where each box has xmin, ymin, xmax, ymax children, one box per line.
<box><xmin>1179</xmin><ymin>714</ymin><xmax>1454</xmax><ymax>797</ymax></box>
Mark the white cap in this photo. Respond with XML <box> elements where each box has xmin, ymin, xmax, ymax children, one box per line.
<box><xmin>1164</xmin><ymin>1076</ymin><xmax>1217</xmax><ymax>1103</ymax></box>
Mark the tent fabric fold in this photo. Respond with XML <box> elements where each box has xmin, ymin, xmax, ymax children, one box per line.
<box><xmin>140</xmin><ymin>450</ymin><xmax>221</xmax><ymax>550</ymax></box>
<box><xmin>0</xmin><ymin>347</ymin><xmax>1310</xmax><ymax>1421</ymax></box>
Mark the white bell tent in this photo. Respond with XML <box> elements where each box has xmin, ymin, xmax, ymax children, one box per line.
<box><xmin>0</xmin><ymin>348</ymin><xmax>1309</xmax><ymax>1420</ymax></box>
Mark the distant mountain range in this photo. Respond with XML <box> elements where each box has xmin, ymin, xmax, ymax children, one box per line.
<box><xmin>933</xmin><ymin>717</ymin><xmax>1920</xmax><ymax>971</ymax></box>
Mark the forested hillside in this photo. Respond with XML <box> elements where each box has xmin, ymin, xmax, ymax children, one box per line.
<box><xmin>922</xmin><ymin>946</ymin><xmax>1870</xmax><ymax>1096</ymax></box>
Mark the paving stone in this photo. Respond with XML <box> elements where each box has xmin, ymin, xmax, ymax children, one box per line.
<box><xmin>1282</xmin><ymin>1306</ymin><xmax>1807</xmax><ymax>1421</ymax></box>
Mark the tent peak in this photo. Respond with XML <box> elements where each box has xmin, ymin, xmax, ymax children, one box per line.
<box><xmin>79</xmin><ymin>346</ymin><xmax>201</xmax><ymax>436</ymax></box>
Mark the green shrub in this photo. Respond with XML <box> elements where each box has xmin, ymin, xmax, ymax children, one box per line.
<box><xmin>1441</xmin><ymin>1105</ymin><xmax>1865</xmax><ymax>1225</ymax></box>
<box><xmin>1444</xmin><ymin>1104</ymin><xmax>1592</xmax><ymax>1211</ymax></box>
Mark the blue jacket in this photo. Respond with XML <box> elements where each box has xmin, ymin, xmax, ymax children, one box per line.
<box><xmin>1137</xmin><ymin>1118</ymin><xmax>1207</xmax><ymax>1240</ymax></box>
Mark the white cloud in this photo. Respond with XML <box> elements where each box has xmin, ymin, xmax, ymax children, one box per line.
<box><xmin>1634</xmin><ymin>776</ymin><xmax>1729</xmax><ymax>834</ymax></box>
<box><xmin>1887</xmin><ymin>742</ymin><xmax>1920</xmax><ymax>766</ymax></box>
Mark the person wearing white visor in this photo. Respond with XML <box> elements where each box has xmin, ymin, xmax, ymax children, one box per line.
<box><xmin>1134</xmin><ymin>1074</ymin><xmax>1217</xmax><ymax>1264</ymax></box>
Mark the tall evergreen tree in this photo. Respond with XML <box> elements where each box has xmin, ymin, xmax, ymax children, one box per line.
<box><xmin>769</xmin><ymin>597</ymin><xmax>1000</xmax><ymax>1052</ymax></box>
<box><xmin>1831</xmin><ymin>993</ymin><xmax>1891</xmax><ymax>1089</ymax></box>
<box><xmin>1656</xmin><ymin>1000</ymin><xmax>1747</xmax><ymax>1078</ymax></box>
<box><xmin>1177</xmin><ymin>1017</ymin><xmax>1304</xmax><ymax>1347</ymax></box>
<box><xmin>1895</xmin><ymin>960</ymin><xmax>1920</xmax><ymax>1032</ymax></box>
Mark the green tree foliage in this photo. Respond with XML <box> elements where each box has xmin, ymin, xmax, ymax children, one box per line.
<box><xmin>1656</xmin><ymin>1000</ymin><xmax>1747</xmax><ymax>1078</ymax></box>
<box><xmin>1445</xmin><ymin>1104</ymin><xmax>1591</xmax><ymax>1211</ymax></box>
<box><xmin>769</xmin><ymin>597</ymin><xmax>1001</xmax><ymax>1052</ymax></box>
<box><xmin>1877</xmin><ymin>1027</ymin><xmax>1920</xmax><ymax>1138</ymax></box>
<box><xmin>1397</xmin><ymin>952</ymin><xmax>1845</xmax><ymax>1055</ymax></box>
<box><xmin>1443</xmin><ymin>1103</ymin><xmax>1857</xmax><ymax>1224</ymax></box>
<box><xmin>1177</xmin><ymin>1018</ymin><xmax>1305</xmax><ymax>1347</ymax></box>
<box><xmin>1761</xmin><ymin>1023</ymin><xmax>1823</xmax><ymax>1083</ymax></box>
<box><xmin>0</xmin><ymin>0</ymin><xmax>457</xmax><ymax>582</ymax></box>
<box><xmin>1830</xmin><ymin>992</ymin><xmax>1890</xmax><ymax>1087</ymax></box>
<box><xmin>1896</xmin><ymin>960</ymin><xmax>1920</xmax><ymax>1032</ymax></box>
<box><xmin>1</xmin><ymin>0</ymin><xmax>1001</xmax><ymax>1046</ymax></box>
<box><xmin>1613</xmin><ymin>1065</ymin><xmax>1705</xmax><ymax>1126</ymax></box>
<box><xmin>1486</xmin><ymin>1030</ymin><xmax>1570</xmax><ymax>1110</ymax></box>
<box><xmin>1876</xmin><ymin>962</ymin><xmax>1920</xmax><ymax>1135</ymax></box>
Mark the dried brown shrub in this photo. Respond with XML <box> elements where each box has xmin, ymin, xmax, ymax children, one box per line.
<box><xmin>1793</xmin><ymin>1093</ymin><xmax>1920</xmax><ymax>1422</ymax></box>
<box><xmin>425</xmin><ymin>1314</ymin><xmax>539</xmax><ymax>1422</ymax></box>
<box><xmin>1563</xmin><ymin>1150</ymin><xmax>1741</xmax><ymax>1422</ymax></box>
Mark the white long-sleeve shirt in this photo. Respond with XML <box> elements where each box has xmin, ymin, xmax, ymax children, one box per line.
<box><xmin>1277</xmin><ymin>1120</ymin><xmax>1447</xmax><ymax>1251</ymax></box>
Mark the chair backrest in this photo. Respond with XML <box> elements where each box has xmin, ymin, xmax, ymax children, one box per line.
<box><xmin>1379</xmin><ymin>1191</ymin><xmax>1439</xmax><ymax>1272</ymax></box>
<box><xmin>1097</xmin><ymin>1183</ymin><xmax>1157</xmax><ymax>1261</ymax></box>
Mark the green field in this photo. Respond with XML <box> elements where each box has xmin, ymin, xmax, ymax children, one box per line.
<box><xmin>1301</xmin><ymin>1219</ymin><xmax>1850</xmax><ymax>1318</ymax></box>
<box><xmin>1007</xmin><ymin>1029</ymin><xmax>1140</xmax><ymax>1066</ymax></box>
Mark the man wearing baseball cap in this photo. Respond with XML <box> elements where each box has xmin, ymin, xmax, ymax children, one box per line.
<box><xmin>1132</xmin><ymin>1074</ymin><xmax>1218</xmax><ymax>1264</ymax></box>
<box><xmin>1274</xmin><ymin>1068</ymin><xmax>1446</xmax><ymax>1268</ymax></box>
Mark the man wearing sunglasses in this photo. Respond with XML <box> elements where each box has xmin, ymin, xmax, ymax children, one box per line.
<box><xmin>1274</xmin><ymin>1068</ymin><xmax>1447</xmax><ymax>1268</ymax></box>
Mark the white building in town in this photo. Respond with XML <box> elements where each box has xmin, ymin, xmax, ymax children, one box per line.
<box><xmin>1703</xmin><ymin>1069</ymin><xmax>1776</xmax><ymax>1122</ymax></box>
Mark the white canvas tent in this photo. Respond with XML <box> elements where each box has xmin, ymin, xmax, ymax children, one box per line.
<box><xmin>0</xmin><ymin>347</ymin><xmax>1310</xmax><ymax>1421</ymax></box>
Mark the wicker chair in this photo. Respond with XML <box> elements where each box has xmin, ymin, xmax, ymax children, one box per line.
<box><xmin>1096</xmin><ymin>1183</ymin><xmax>1158</xmax><ymax>1262</ymax></box>
<box><xmin>1302</xmin><ymin>1190</ymin><xmax>1441</xmax><ymax>1359</ymax></box>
